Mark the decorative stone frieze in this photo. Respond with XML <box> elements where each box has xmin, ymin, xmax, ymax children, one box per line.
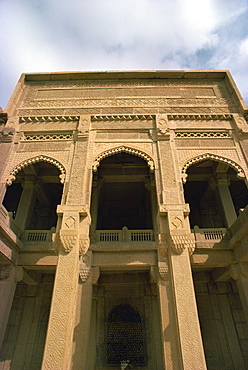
<box><xmin>23</xmin><ymin>133</ymin><xmax>73</xmax><ymax>141</ymax></box>
<box><xmin>19</xmin><ymin>115</ymin><xmax>79</xmax><ymax>124</ymax></box>
<box><xmin>168</xmin><ymin>114</ymin><xmax>232</xmax><ymax>120</ymax></box>
<box><xmin>91</xmin><ymin>114</ymin><xmax>154</xmax><ymax>121</ymax></box>
<box><xmin>175</xmin><ymin>131</ymin><xmax>230</xmax><ymax>138</ymax></box>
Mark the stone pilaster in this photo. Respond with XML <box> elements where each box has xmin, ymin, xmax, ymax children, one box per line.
<box><xmin>231</xmin><ymin>262</ymin><xmax>248</xmax><ymax>325</ymax></box>
<box><xmin>14</xmin><ymin>176</ymin><xmax>37</xmax><ymax>233</ymax></box>
<box><xmin>210</xmin><ymin>174</ymin><xmax>237</xmax><ymax>227</ymax></box>
<box><xmin>155</xmin><ymin>263</ymin><xmax>182</xmax><ymax>370</ymax></box>
<box><xmin>42</xmin><ymin>205</ymin><xmax>90</xmax><ymax>370</ymax></box>
<box><xmin>0</xmin><ymin>265</ymin><xmax>23</xmax><ymax>349</ymax></box>
<box><xmin>72</xmin><ymin>252</ymin><xmax>96</xmax><ymax>370</ymax></box>
<box><xmin>158</xmin><ymin>204</ymin><xmax>206</xmax><ymax>369</ymax></box>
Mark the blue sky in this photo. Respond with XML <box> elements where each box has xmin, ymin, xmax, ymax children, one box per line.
<box><xmin>0</xmin><ymin>0</ymin><xmax>248</xmax><ymax>108</ymax></box>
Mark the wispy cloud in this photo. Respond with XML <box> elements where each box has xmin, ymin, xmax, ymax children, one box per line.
<box><xmin>0</xmin><ymin>0</ymin><xmax>247</xmax><ymax>107</ymax></box>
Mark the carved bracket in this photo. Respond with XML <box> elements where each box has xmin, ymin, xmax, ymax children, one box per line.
<box><xmin>59</xmin><ymin>231</ymin><xmax>77</xmax><ymax>253</ymax></box>
<box><xmin>0</xmin><ymin>127</ymin><xmax>15</xmax><ymax>143</ymax></box>
<box><xmin>79</xmin><ymin>253</ymin><xmax>91</xmax><ymax>283</ymax></box>
<box><xmin>158</xmin><ymin>261</ymin><xmax>169</xmax><ymax>280</ymax></box>
<box><xmin>170</xmin><ymin>233</ymin><xmax>195</xmax><ymax>255</ymax></box>
<box><xmin>79</xmin><ymin>236</ymin><xmax>90</xmax><ymax>255</ymax></box>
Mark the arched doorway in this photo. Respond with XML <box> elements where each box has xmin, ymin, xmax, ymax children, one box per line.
<box><xmin>90</xmin><ymin>151</ymin><xmax>157</xmax><ymax>241</ymax></box>
<box><xmin>183</xmin><ymin>158</ymin><xmax>248</xmax><ymax>228</ymax></box>
<box><xmin>107</xmin><ymin>304</ymin><xmax>146</xmax><ymax>366</ymax></box>
<box><xmin>3</xmin><ymin>160</ymin><xmax>64</xmax><ymax>238</ymax></box>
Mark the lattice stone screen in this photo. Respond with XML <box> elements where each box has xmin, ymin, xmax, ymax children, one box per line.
<box><xmin>107</xmin><ymin>304</ymin><xmax>146</xmax><ymax>366</ymax></box>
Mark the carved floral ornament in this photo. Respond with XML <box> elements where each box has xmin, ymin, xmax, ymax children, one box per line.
<box><xmin>6</xmin><ymin>155</ymin><xmax>66</xmax><ymax>185</ymax></box>
<box><xmin>181</xmin><ymin>153</ymin><xmax>245</xmax><ymax>184</ymax></box>
<box><xmin>92</xmin><ymin>146</ymin><xmax>155</xmax><ymax>172</ymax></box>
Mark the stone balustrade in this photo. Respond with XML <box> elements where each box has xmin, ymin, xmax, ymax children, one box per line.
<box><xmin>96</xmin><ymin>226</ymin><xmax>154</xmax><ymax>242</ymax></box>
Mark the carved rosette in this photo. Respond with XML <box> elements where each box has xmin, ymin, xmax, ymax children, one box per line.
<box><xmin>157</xmin><ymin>116</ymin><xmax>171</xmax><ymax>138</ymax></box>
<box><xmin>170</xmin><ymin>234</ymin><xmax>195</xmax><ymax>255</ymax></box>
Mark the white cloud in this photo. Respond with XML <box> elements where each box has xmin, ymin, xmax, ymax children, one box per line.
<box><xmin>0</xmin><ymin>0</ymin><xmax>247</xmax><ymax>107</ymax></box>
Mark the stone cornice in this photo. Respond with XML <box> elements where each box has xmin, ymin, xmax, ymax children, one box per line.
<box><xmin>91</xmin><ymin>114</ymin><xmax>154</xmax><ymax>121</ymax></box>
<box><xmin>19</xmin><ymin>115</ymin><xmax>79</xmax><ymax>124</ymax></box>
<box><xmin>168</xmin><ymin>114</ymin><xmax>233</xmax><ymax>120</ymax></box>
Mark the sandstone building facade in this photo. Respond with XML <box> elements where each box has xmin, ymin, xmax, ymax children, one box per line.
<box><xmin>0</xmin><ymin>70</ymin><xmax>248</xmax><ymax>369</ymax></box>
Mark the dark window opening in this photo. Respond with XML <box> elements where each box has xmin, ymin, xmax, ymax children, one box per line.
<box><xmin>183</xmin><ymin>160</ymin><xmax>248</xmax><ymax>229</ymax></box>
<box><xmin>3</xmin><ymin>183</ymin><xmax>23</xmax><ymax>218</ymax></box>
<box><xmin>2</xmin><ymin>162</ymin><xmax>63</xmax><ymax>231</ymax></box>
<box><xmin>92</xmin><ymin>152</ymin><xmax>154</xmax><ymax>231</ymax></box>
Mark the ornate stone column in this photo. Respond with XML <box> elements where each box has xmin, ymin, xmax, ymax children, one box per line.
<box><xmin>72</xmin><ymin>254</ymin><xmax>100</xmax><ymax>369</ymax></box>
<box><xmin>154</xmin><ymin>263</ymin><xmax>182</xmax><ymax>370</ymax></box>
<box><xmin>0</xmin><ymin>265</ymin><xmax>23</xmax><ymax>349</ymax></box>
<box><xmin>159</xmin><ymin>206</ymin><xmax>207</xmax><ymax>370</ymax></box>
<box><xmin>231</xmin><ymin>262</ymin><xmax>248</xmax><ymax>325</ymax></box>
<box><xmin>14</xmin><ymin>176</ymin><xmax>37</xmax><ymax>233</ymax></box>
<box><xmin>210</xmin><ymin>174</ymin><xmax>237</xmax><ymax>227</ymax></box>
<box><xmin>41</xmin><ymin>205</ymin><xmax>91</xmax><ymax>370</ymax></box>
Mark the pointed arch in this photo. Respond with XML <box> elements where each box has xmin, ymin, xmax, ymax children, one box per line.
<box><xmin>181</xmin><ymin>153</ymin><xmax>245</xmax><ymax>184</ymax></box>
<box><xmin>92</xmin><ymin>146</ymin><xmax>155</xmax><ymax>172</ymax></box>
<box><xmin>6</xmin><ymin>155</ymin><xmax>66</xmax><ymax>185</ymax></box>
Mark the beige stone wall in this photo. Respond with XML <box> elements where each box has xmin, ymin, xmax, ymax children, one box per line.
<box><xmin>194</xmin><ymin>275</ymin><xmax>248</xmax><ymax>369</ymax></box>
<box><xmin>1</xmin><ymin>71</ymin><xmax>248</xmax><ymax>369</ymax></box>
<box><xmin>0</xmin><ymin>277</ymin><xmax>53</xmax><ymax>370</ymax></box>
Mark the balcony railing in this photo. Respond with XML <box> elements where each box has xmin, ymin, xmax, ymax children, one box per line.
<box><xmin>192</xmin><ymin>225</ymin><xmax>228</xmax><ymax>247</ymax></box>
<box><xmin>96</xmin><ymin>227</ymin><xmax>154</xmax><ymax>242</ymax></box>
<box><xmin>23</xmin><ymin>229</ymin><xmax>55</xmax><ymax>242</ymax></box>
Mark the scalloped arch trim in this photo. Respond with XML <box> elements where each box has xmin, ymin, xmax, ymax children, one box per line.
<box><xmin>6</xmin><ymin>155</ymin><xmax>66</xmax><ymax>185</ymax></box>
<box><xmin>181</xmin><ymin>153</ymin><xmax>245</xmax><ymax>183</ymax></box>
<box><xmin>92</xmin><ymin>146</ymin><xmax>155</xmax><ymax>172</ymax></box>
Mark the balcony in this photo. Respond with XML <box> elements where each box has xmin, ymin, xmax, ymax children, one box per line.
<box><xmin>95</xmin><ymin>227</ymin><xmax>154</xmax><ymax>242</ymax></box>
<box><xmin>192</xmin><ymin>225</ymin><xmax>229</xmax><ymax>248</ymax></box>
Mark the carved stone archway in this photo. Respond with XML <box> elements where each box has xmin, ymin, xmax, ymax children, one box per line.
<box><xmin>6</xmin><ymin>155</ymin><xmax>66</xmax><ymax>185</ymax></box>
<box><xmin>92</xmin><ymin>146</ymin><xmax>155</xmax><ymax>172</ymax></box>
<box><xmin>181</xmin><ymin>153</ymin><xmax>245</xmax><ymax>184</ymax></box>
